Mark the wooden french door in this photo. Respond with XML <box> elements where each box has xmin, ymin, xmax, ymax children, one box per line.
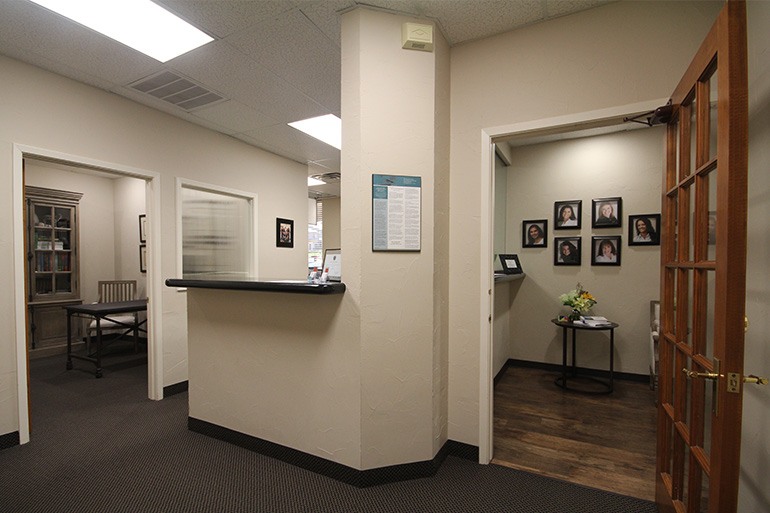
<box><xmin>656</xmin><ymin>1</ymin><xmax>748</xmax><ymax>512</ymax></box>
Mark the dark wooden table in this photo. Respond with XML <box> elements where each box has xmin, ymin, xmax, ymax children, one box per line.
<box><xmin>65</xmin><ymin>299</ymin><xmax>147</xmax><ymax>378</ymax></box>
<box><xmin>551</xmin><ymin>318</ymin><xmax>619</xmax><ymax>394</ymax></box>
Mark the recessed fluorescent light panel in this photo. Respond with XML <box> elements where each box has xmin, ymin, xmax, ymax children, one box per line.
<box><xmin>307</xmin><ymin>176</ymin><xmax>326</xmax><ymax>186</ymax></box>
<box><xmin>28</xmin><ymin>0</ymin><xmax>213</xmax><ymax>62</ymax></box>
<box><xmin>288</xmin><ymin>115</ymin><xmax>342</xmax><ymax>150</ymax></box>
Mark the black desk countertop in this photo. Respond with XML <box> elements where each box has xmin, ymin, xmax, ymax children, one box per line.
<box><xmin>165</xmin><ymin>275</ymin><xmax>346</xmax><ymax>295</ymax></box>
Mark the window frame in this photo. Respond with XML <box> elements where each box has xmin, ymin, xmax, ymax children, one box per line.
<box><xmin>175</xmin><ymin>178</ymin><xmax>258</xmax><ymax>280</ymax></box>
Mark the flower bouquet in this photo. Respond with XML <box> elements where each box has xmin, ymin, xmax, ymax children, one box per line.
<box><xmin>558</xmin><ymin>283</ymin><xmax>597</xmax><ymax>322</ymax></box>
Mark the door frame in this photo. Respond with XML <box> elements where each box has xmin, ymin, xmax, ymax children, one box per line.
<box><xmin>12</xmin><ymin>143</ymin><xmax>164</xmax><ymax>444</ymax></box>
<box><xmin>477</xmin><ymin>98</ymin><xmax>668</xmax><ymax>463</ymax></box>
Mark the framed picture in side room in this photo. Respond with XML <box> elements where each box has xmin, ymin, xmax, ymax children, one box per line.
<box><xmin>592</xmin><ymin>197</ymin><xmax>622</xmax><ymax>228</ymax></box>
<box><xmin>276</xmin><ymin>218</ymin><xmax>294</xmax><ymax>248</ymax></box>
<box><xmin>139</xmin><ymin>244</ymin><xmax>147</xmax><ymax>273</ymax></box>
<box><xmin>591</xmin><ymin>235</ymin><xmax>622</xmax><ymax>266</ymax></box>
<box><xmin>499</xmin><ymin>254</ymin><xmax>523</xmax><ymax>274</ymax></box>
<box><xmin>628</xmin><ymin>213</ymin><xmax>661</xmax><ymax>246</ymax></box>
<box><xmin>138</xmin><ymin>214</ymin><xmax>147</xmax><ymax>243</ymax></box>
<box><xmin>554</xmin><ymin>237</ymin><xmax>581</xmax><ymax>266</ymax></box>
<box><xmin>554</xmin><ymin>200</ymin><xmax>581</xmax><ymax>230</ymax></box>
<box><xmin>522</xmin><ymin>219</ymin><xmax>548</xmax><ymax>247</ymax></box>
<box><xmin>708</xmin><ymin>210</ymin><xmax>716</xmax><ymax>245</ymax></box>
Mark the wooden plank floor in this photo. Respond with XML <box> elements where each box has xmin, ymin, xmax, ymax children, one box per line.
<box><xmin>492</xmin><ymin>365</ymin><xmax>657</xmax><ymax>501</ymax></box>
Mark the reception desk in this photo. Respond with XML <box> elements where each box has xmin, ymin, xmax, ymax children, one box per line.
<box><xmin>165</xmin><ymin>275</ymin><xmax>361</xmax><ymax>475</ymax></box>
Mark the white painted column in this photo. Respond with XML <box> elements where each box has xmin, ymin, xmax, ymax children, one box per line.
<box><xmin>341</xmin><ymin>8</ymin><xmax>450</xmax><ymax>469</ymax></box>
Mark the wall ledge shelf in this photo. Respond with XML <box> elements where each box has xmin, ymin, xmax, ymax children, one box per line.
<box><xmin>165</xmin><ymin>277</ymin><xmax>346</xmax><ymax>295</ymax></box>
<box><xmin>494</xmin><ymin>272</ymin><xmax>525</xmax><ymax>284</ymax></box>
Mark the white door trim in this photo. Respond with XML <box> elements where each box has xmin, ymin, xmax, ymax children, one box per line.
<box><xmin>13</xmin><ymin>144</ymin><xmax>164</xmax><ymax>444</ymax></box>
<box><xmin>477</xmin><ymin>99</ymin><xmax>667</xmax><ymax>464</ymax></box>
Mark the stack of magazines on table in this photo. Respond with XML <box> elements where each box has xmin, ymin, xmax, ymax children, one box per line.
<box><xmin>573</xmin><ymin>315</ymin><xmax>612</xmax><ymax>327</ymax></box>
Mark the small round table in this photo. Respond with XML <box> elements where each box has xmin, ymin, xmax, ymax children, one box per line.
<box><xmin>551</xmin><ymin>318</ymin><xmax>619</xmax><ymax>394</ymax></box>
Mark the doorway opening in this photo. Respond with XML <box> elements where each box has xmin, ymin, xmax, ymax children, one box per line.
<box><xmin>13</xmin><ymin>144</ymin><xmax>163</xmax><ymax>444</ymax></box>
<box><xmin>480</xmin><ymin>99</ymin><xmax>668</xmax><ymax>497</ymax></box>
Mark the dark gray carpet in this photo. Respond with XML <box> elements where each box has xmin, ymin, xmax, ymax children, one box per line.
<box><xmin>1</xmin><ymin>348</ymin><xmax>657</xmax><ymax>513</ymax></box>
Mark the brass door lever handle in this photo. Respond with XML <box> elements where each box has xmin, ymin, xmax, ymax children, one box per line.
<box><xmin>683</xmin><ymin>368</ymin><xmax>721</xmax><ymax>380</ymax></box>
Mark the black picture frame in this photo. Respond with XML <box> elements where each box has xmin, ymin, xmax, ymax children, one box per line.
<box><xmin>522</xmin><ymin>219</ymin><xmax>548</xmax><ymax>248</ymax></box>
<box><xmin>591</xmin><ymin>235</ymin><xmax>622</xmax><ymax>266</ymax></box>
<box><xmin>554</xmin><ymin>200</ymin><xmax>581</xmax><ymax>230</ymax></box>
<box><xmin>139</xmin><ymin>214</ymin><xmax>147</xmax><ymax>243</ymax></box>
<box><xmin>592</xmin><ymin>197</ymin><xmax>622</xmax><ymax>228</ymax></box>
<box><xmin>499</xmin><ymin>254</ymin><xmax>523</xmax><ymax>274</ymax></box>
<box><xmin>628</xmin><ymin>213</ymin><xmax>661</xmax><ymax>246</ymax></box>
<box><xmin>276</xmin><ymin>218</ymin><xmax>294</xmax><ymax>248</ymax></box>
<box><xmin>139</xmin><ymin>244</ymin><xmax>147</xmax><ymax>273</ymax></box>
<box><xmin>554</xmin><ymin>237</ymin><xmax>581</xmax><ymax>266</ymax></box>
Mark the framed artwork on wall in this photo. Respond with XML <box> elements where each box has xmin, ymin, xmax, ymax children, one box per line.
<box><xmin>276</xmin><ymin>218</ymin><xmax>294</xmax><ymax>248</ymax></box>
<box><xmin>592</xmin><ymin>197</ymin><xmax>622</xmax><ymax>228</ymax></box>
<box><xmin>628</xmin><ymin>213</ymin><xmax>661</xmax><ymax>245</ymax></box>
<box><xmin>138</xmin><ymin>214</ymin><xmax>147</xmax><ymax>243</ymax></box>
<box><xmin>591</xmin><ymin>235</ymin><xmax>622</xmax><ymax>266</ymax></box>
<box><xmin>139</xmin><ymin>244</ymin><xmax>147</xmax><ymax>273</ymax></box>
<box><xmin>522</xmin><ymin>219</ymin><xmax>548</xmax><ymax>247</ymax></box>
<box><xmin>554</xmin><ymin>200</ymin><xmax>581</xmax><ymax>229</ymax></box>
<box><xmin>554</xmin><ymin>236</ymin><xmax>581</xmax><ymax>266</ymax></box>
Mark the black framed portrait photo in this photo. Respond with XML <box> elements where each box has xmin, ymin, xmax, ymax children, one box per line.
<box><xmin>628</xmin><ymin>213</ymin><xmax>661</xmax><ymax>246</ymax></box>
<box><xmin>591</xmin><ymin>235</ymin><xmax>622</xmax><ymax>266</ymax></box>
<box><xmin>554</xmin><ymin>236</ymin><xmax>581</xmax><ymax>266</ymax></box>
<box><xmin>522</xmin><ymin>219</ymin><xmax>548</xmax><ymax>248</ymax></box>
<box><xmin>592</xmin><ymin>197</ymin><xmax>622</xmax><ymax>228</ymax></box>
<box><xmin>276</xmin><ymin>217</ymin><xmax>294</xmax><ymax>248</ymax></box>
<box><xmin>554</xmin><ymin>200</ymin><xmax>581</xmax><ymax>230</ymax></box>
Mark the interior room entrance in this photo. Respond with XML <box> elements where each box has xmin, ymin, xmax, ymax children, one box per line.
<box><xmin>13</xmin><ymin>146</ymin><xmax>162</xmax><ymax>444</ymax></box>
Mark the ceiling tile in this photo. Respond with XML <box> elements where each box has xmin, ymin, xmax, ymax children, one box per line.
<box><xmin>0</xmin><ymin>0</ymin><xmax>162</xmax><ymax>86</ymax></box>
<box><xmin>418</xmin><ymin>0</ymin><xmax>545</xmax><ymax>45</ymax></box>
<box><xmin>241</xmin><ymin>122</ymin><xmax>340</xmax><ymax>163</ymax></box>
<box><xmin>546</xmin><ymin>0</ymin><xmax>612</xmax><ymax>18</ymax></box>
<box><xmin>225</xmin><ymin>9</ymin><xmax>341</xmax><ymax>113</ymax></box>
<box><xmin>295</xmin><ymin>0</ymin><xmax>353</xmax><ymax>47</ymax></box>
<box><xmin>169</xmin><ymin>39</ymin><xmax>329</xmax><ymax>123</ymax></box>
<box><xmin>191</xmin><ymin>100</ymin><xmax>279</xmax><ymax>134</ymax></box>
<box><xmin>156</xmin><ymin>0</ymin><xmax>299</xmax><ymax>39</ymax></box>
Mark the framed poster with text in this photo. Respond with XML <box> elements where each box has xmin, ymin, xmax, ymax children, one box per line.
<box><xmin>372</xmin><ymin>174</ymin><xmax>421</xmax><ymax>251</ymax></box>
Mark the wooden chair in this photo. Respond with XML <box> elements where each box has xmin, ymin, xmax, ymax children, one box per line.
<box><xmin>85</xmin><ymin>280</ymin><xmax>139</xmax><ymax>353</ymax></box>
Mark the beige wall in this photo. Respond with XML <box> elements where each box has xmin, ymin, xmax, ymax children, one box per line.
<box><xmin>740</xmin><ymin>2</ymin><xmax>770</xmax><ymax>510</ymax></box>
<box><xmin>0</xmin><ymin>54</ymin><xmax>309</xmax><ymax>437</ymax></box>
<box><xmin>505</xmin><ymin>127</ymin><xmax>664</xmax><ymax>375</ymax></box>
<box><xmin>448</xmin><ymin>0</ymin><xmax>722</xmax><ymax>445</ymax></box>
<box><xmin>113</xmin><ymin>177</ymin><xmax>147</xmax><ymax>297</ymax></box>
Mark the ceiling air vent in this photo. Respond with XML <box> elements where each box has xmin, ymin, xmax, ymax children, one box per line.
<box><xmin>311</xmin><ymin>172</ymin><xmax>341</xmax><ymax>183</ymax></box>
<box><xmin>128</xmin><ymin>70</ymin><xmax>226</xmax><ymax>111</ymax></box>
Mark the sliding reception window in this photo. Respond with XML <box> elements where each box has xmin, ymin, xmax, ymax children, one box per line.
<box><xmin>178</xmin><ymin>180</ymin><xmax>257</xmax><ymax>277</ymax></box>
